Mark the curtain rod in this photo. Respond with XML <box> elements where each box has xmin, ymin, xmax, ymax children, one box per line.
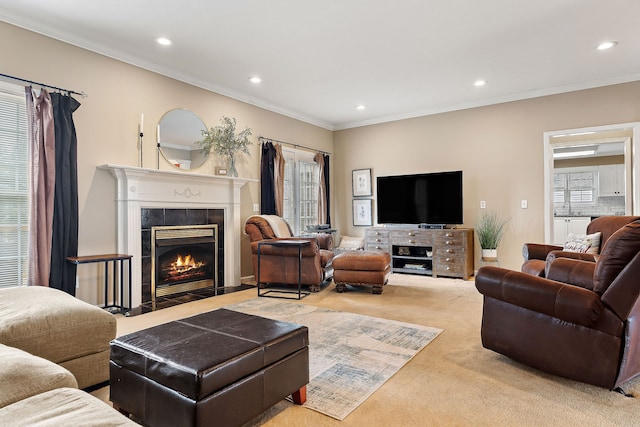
<box><xmin>258</xmin><ymin>136</ymin><xmax>331</xmax><ymax>155</ymax></box>
<box><xmin>0</xmin><ymin>73</ymin><xmax>88</xmax><ymax>98</ymax></box>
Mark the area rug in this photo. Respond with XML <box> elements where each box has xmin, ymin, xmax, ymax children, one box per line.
<box><xmin>225</xmin><ymin>298</ymin><xmax>443</xmax><ymax>420</ymax></box>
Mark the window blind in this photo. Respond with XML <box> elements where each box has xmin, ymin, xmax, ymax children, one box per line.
<box><xmin>554</xmin><ymin>171</ymin><xmax>596</xmax><ymax>205</ymax></box>
<box><xmin>0</xmin><ymin>82</ymin><xmax>29</xmax><ymax>288</ymax></box>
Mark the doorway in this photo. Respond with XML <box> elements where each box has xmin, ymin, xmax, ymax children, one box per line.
<box><xmin>543</xmin><ymin>122</ymin><xmax>640</xmax><ymax>244</ymax></box>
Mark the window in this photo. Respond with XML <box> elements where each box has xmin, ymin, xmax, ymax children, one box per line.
<box><xmin>282</xmin><ymin>148</ymin><xmax>319</xmax><ymax>235</ymax></box>
<box><xmin>0</xmin><ymin>82</ymin><xmax>29</xmax><ymax>288</ymax></box>
<box><xmin>554</xmin><ymin>170</ymin><xmax>596</xmax><ymax>205</ymax></box>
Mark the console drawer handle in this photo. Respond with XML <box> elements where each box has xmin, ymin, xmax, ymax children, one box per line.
<box><xmin>446</xmin><ymin>249</ymin><xmax>453</xmax><ymax>253</ymax></box>
<box><xmin>445</xmin><ymin>233</ymin><xmax>453</xmax><ymax>237</ymax></box>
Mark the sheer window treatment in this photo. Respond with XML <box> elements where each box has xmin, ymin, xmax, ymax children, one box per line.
<box><xmin>261</xmin><ymin>139</ymin><xmax>329</xmax><ymax>226</ymax></box>
<box><xmin>274</xmin><ymin>144</ymin><xmax>284</xmax><ymax>216</ymax></box>
<box><xmin>25</xmin><ymin>87</ymin><xmax>80</xmax><ymax>295</ymax></box>
<box><xmin>25</xmin><ymin>87</ymin><xmax>55</xmax><ymax>287</ymax></box>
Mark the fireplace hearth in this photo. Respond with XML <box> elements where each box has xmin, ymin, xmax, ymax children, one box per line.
<box><xmin>152</xmin><ymin>225</ymin><xmax>217</xmax><ymax>304</ymax></box>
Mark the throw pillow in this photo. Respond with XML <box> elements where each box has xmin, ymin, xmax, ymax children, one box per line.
<box><xmin>337</xmin><ymin>236</ymin><xmax>364</xmax><ymax>250</ymax></box>
<box><xmin>563</xmin><ymin>232</ymin><xmax>602</xmax><ymax>254</ymax></box>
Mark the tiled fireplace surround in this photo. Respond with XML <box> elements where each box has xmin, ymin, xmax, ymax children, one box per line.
<box><xmin>101</xmin><ymin>164</ymin><xmax>255</xmax><ymax>309</ymax></box>
<box><xmin>141</xmin><ymin>208</ymin><xmax>224</xmax><ymax>305</ymax></box>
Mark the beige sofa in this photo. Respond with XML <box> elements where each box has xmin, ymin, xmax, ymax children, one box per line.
<box><xmin>0</xmin><ymin>286</ymin><xmax>135</xmax><ymax>425</ymax></box>
<box><xmin>0</xmin><ymin>344</ymin><xmax>136</xmax><ymax>426</ymax></box>
<box><xmin>0</xmin><ymin>286</ymin><xmax>116</xmax><ymax>389</ymax></box>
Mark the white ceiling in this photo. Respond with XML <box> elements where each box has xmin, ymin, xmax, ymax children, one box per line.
<box><xmin>2</xmin><ymin>0</ymin><xmax>639</xmax><ymax>130</ymax></box>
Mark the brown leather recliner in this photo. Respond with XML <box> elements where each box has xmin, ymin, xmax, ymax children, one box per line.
<box><xmin>245</xmin><ymin>215</ymin><xmax>334</xmax><ymax>292</ymax></box>
<box><xmin>476</xmin><ymin>219</ymin><xmax>640</xmax><ymax>389</ymax></box>
<box><xmin>521</xmin><ymin>215</ymin><xmax>640</xmax><ymax>277</ymax></box>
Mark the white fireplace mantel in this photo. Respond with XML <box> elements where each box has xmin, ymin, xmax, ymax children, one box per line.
<box><xmin>99</xmin><ymin>164</ymin><xmax>257</xmax><ymax>308</ymax></box>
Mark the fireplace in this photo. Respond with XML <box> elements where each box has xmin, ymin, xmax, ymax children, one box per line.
<box><xmin>141</xmin><ymin>208</ymin><xmax>225</xmax><ymax>306</ymax></box>
<box><xmin>152</xmin><ymin>225</ymin><xmax>218</xmax><ymax>303</ymax></box>
<box><xmin>100</xmin><ymin>164</ymin><xmax>256</xmax><ymax>309</ymax></box>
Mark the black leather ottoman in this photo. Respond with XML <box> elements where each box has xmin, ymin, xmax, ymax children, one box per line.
<box><xmin>109</xmin><ymin>308</ymin><xmax>309</xmax><ymax>427</ymax></box>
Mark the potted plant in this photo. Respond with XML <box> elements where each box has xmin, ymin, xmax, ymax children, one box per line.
<box><xmin>475</xmin><ymin>210</ymin><xmax>509</xmax><ymax>260</ymax></box>
<box><xmin>197</xmin><ymin>116</ymin><xmax>253</xmax><ymax>177</ymax></box>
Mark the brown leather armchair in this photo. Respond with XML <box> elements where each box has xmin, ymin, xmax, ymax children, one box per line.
<box><xmin>476</xmin><ymin>219</ymin><xmax>640</xmax><ymax>389</ymax></box>
<box><xmin>245</xmin><ymin>215</ymin><xmax>334</xmax><ymax>292</ymax></box>
<box><xmin>521</xmin><ymin>215</ymin><xmax>640</xmax><ymax>277</ymax></box>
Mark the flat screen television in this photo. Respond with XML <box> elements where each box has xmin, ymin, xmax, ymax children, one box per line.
<box><xmin>376</xmin><ymin>170</ymin><xmax>463</xmax><ymax>225</ymax></box>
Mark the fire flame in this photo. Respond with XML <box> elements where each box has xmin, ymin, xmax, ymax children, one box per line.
<box><xmin>171</xmin><ymin>254</ymin><xmax>204</xmax><ymax>273</ymax></box>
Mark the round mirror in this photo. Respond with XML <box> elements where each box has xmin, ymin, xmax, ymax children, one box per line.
<box><xmin>157</xmin><ymin>108</ymin><xmax>208</xmax><ymax>170</ymax></box>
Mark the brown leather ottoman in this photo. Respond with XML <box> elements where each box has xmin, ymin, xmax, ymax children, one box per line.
<box><xmin>109</xmin><ymin>309</ymin><xmax>309</xmax><ymax>427</ymax></box>
<box><xmin>333</xmin><ymin>250</ymin><xmax>392</xmax><ymax>294</ymax></box>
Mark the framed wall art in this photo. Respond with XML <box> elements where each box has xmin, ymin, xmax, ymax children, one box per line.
<box><xmin>352</xmin><ymin>168</ymin><xmax>372</xmax><ymax>197</ymax></box>
<box><xmin>353</xmin><ymin>199</ymin><xmax>373</xmax><ymax>226</ymax></box>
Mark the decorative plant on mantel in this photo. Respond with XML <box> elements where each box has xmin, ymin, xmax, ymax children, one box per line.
<box><xmin>197</xmin><ymin>116</ymin><xmax>253</xmax><ymax>177</ymax></box>
<box><xmin>475</xmin><ymin>210</ymin><xmax>509</xmax><ymax>260</ymax></box>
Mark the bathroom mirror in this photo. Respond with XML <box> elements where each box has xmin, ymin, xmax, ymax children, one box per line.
<box><xmin>157</xmin><ymin>108</ymin><xmax>208</xmax><ymax>170</ymax></box>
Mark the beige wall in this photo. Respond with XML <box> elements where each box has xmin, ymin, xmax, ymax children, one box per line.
<box><xmin>334</xmin><ymin>83</ymin><xmax>640</xmax><ymax>271</ymax></box>
<box><xmin>1</xmin><ymin>22</ymin><xmax>332</xmax><ymax>304</ymax></box>
<box><xmin>4</xmin><ymin>21</ymin><xmax>640</xmax><ymax>302</ymax></box>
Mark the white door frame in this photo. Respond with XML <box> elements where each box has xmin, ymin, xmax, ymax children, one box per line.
<box><xmin>543</xmin><ymin>121</ymin><xmax>640</xmax><ymax>244</ymax></box>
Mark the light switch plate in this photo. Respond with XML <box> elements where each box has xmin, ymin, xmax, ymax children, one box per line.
<box><xmin>521</xmin><ymin>200</ymin><xmax>528</xmax><ymax>209</ymax></box>
<box><xmin>480</xmin><ymin>201</ymin><xmax>486</xmax><ymax>209</ymax></box>
<box><xmin>253</xmin><ymin>203</ymin><xmax>260</xmax><ymax>212</ymax></box>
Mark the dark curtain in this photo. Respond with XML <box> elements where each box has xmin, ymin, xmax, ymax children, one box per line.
<box><xmin>48</xmin><ymin>93</ymin><xmax>81</xmax><ymax>295</ymax></box>
<box><xmin>314</xmin><ymin>153</ymin><xmax>326</xmax><ymax>224</ymax></box>
<box><xmin>260</xmin><ymin>142</ymin><xmax>277</xmax><ymax>215</ymax></box>
<box><xmin>323</xmin><ymin>153</ymin><xmax>331</xmax><ymax>225</ymax></box>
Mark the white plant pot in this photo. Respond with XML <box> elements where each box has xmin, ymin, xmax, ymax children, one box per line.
<box><xmin>481</xmin><ymin>249</ymin><xmax>498</xmax><ymax>260</ymax></box>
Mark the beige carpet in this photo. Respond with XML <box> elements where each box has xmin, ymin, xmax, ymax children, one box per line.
<box><xmin>95</xmin><ymin>274</ymin><xmax>640</xmax><ymax>426</ymax></box>
<box><xmin>226</xmin><ymin>298</ymin><xmax>442</xmax><ymax>420</ymax></box>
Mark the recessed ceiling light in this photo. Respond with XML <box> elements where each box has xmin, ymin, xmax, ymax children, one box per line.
<box><xmin>156</xmin><ymin>37</ymin><xmax>172</xmax><ymax>46</ymax></box>
<box><xmin>249</xmin><ymin>76</ymin><xmax>262</xmax><ymax>84</ymax></box>
<box><xmin>474</xmin><ymin>80</ymin><xmax>487</xmax><ymax>87</ymax></box>
<box><xmin>597</xmin><ymin>41</ymin><xmax>617</xmax><ymax>50</ymax></box>
<box><xmin>356</xmin><ymin>104</ymin><xmax>366</xmax><ymax>110</ymax></box>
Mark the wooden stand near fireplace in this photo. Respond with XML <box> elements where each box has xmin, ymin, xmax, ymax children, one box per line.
<box><xmin>67</xmin><ymin>253</ymin><xmax>132</xmax><ymax>314</ymax></box>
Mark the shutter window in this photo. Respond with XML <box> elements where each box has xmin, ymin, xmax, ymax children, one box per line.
<box><xmin>0</xmin><ymin>82</ymin><xmax>29</xmax><ymax>288</ymax></box>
